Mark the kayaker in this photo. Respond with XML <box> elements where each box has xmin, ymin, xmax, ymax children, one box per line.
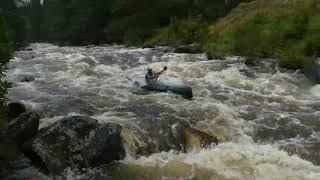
<box><xmin>145</xmin><ymin>66</ymin><xmax>167</xmax><ymax>82</ymax></box>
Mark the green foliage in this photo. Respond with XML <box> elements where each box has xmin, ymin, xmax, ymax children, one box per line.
<box><xmin>25</xmin><ymin>0</ymin><xmax>246</xmax><ymax>45</ymax></box>
<box><xmin>204</xmin><ymin>0</ymin><xmax>320</xmax><ymax>69</ymax></box>
<box><xmin>0</xmin><ymin>14</ymin><xmax>13</xmax><ymax>128</ymax></box>
<box><xmin>147</xmin><ymin>17</ymin><xmax>208</xmax><ymax>46</ymax></box>
<box><xmin>1</xmin><ymin>0</ymin><xmax>30</xmax><ymax>47</ymax></box>
<box><xmin>0</xmin><ymin>14</ymin><xmax>13</xmax><ymax>64</ymax></box>
<box><xmin>39</xmin><ymin>0</ymin><xmax>112</xmax><ymax>44</ymax></box>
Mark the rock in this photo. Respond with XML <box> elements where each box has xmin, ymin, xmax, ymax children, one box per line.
<box><xmin>121</xmin><ymin>127</ymin><xmax>157</xmax><ymax>157</ymax></box>
<box><xmin>33</xmin><ymin>116</ymin><xmax>125</xmax><ymax>175</ymax></box>
<box><xmin>7</xmin><ymin>102</ymin><xmax>27</xmax><ymax>119</ymax></box>
<box><xmin>206</xmin><ymin>53</ymin><xmax>225</xmax><ymax>60</ymax></box>
<box><xmin>75</xmin><ymin>168</ymin><xmax>111</xmax><ymax>180</ymax></box>
<box><xmin>21</xmin><ymin>140</ymin><xmax>46</xmax><ymax>169</ymax></box>
<box><xmin>174</xmin><ymin>44</ymin><xmax>202</xmax><ymax>54</ymax></box>
<box><xmin>181</xmin><ymin>127</ymin><xmax>219</xmax><ymax>152</ymax></box>
<box><xmin>156</xmin><ymin>46</ymin><xmax>173</xmax><ymax>53</ymax></box>
<box><xmin>0</xmin><ymin>142</ymin><xmax>18</xmax><ymax>179</ymax></box>
<box><xmin>0</xmin><ymin>141</ymin><xmax>20</xmax><ymax>162</ymax></box>
<box><xmin>5</xmin><ymin>112</ymin><xmax>40</xmax><ymax>145</ymax></box>
<box><xmin>303</xmin><ymin>58</ymin><xmax>320</xmax><ymax>84</ymax></box>
<box><xmin>239</xmin><ymin>68</ymin><xmax>256</xmax><ymax>78</ymax></box>
<box><xmin>142</xmin><ymin>44</ymin><xmax>154</xmax><ymax>49</ymax></box>
<box><xmin>102</xmin><ymin>161</ymin><xmax>223</xmax><ymax>179</ymax></box>
<box><xmin>172</xmin><ymin>123</ymin><xmax>219</xmax><ymax>152</ymax></box>
<box><xmin>18</xmin><ymin>75</ymin><xmax>35</xmax><ymax>82</ymax></box>
<box><xmin>245</xmin><ymin>57</ymin><xmax>259</xmax><ymax>66</ymax></box>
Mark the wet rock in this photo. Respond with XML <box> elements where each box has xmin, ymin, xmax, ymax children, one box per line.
<box><xmin>0</xmin><ymin>141</ymin><xmax>21</xmax><ymax>179</ymax></box>
<box><xmin>0</xmin><ymin>141</ymin><xmax>20</xmax><ymax>162</ymax></box>
<box><xmin>245</xmin><ymin>57</ymin><xmax>259</xmax><ymax>66</ymax></box>
<box><xmin>75</xmin><ymin>57</ymin><xmax>97</xmax><ymax>66</ymax></box>
<box><xmin>33</xmin><ymin>116</ymin><xmax>125</xmax><ymax>175</ymax></box>
<box><xmin>239</xmin><ymin>68</ymin><xmax>256</xmax><ymax>78</ymax></box>
<box><xmin>303</xmin><ymin>58</ymin><xmax>320</xmax><ymax>84</ymax></box>
<box><xmin>206</xmin><ymin>53</ymin><xmax>225</xmax><ymax>60</ymax></box>
<box><xmin>121</xmin><ymin>127</ymin><xmax>157</xmax><ymax>157</ymax></box>
<box><xmin>103</xmin><ymin>161</ymin><xmax>223</xmax><ymax>180</ymax></box>
<box><xmin>0</xmin><ymin>142</ymin><xmax>18</xmax><ymax>179</ymax></box>
<box><xmin>18</xmin><ymin>75</ymin><xmax>35</xmax><ymax>82</ymax></box>
<box><xmin>75</xmin><ymin>168</ymin><xmax>111</xmax><ymax>180</ymax></box>
<box><xmin>5</xmin><ymin>112</ymin><xmax>40</xmax><ymax>145</ymax></box>
<box><xmin>21</xmin><ymin>140</ymin><xmax>46</xmax><ymax>170</ymax></box>
<box><xmin>142</xmin><ymin>44</ymin><xmax>155</xmax><ymax>49</ymax></box>
<box><xmin>174</xmin><ymin>44</ymin><xmax>202</xmax><ymax>54</ymax></box>
<box><xmin>181</xmin><ymin>127</ymin><xmax>219</xmax><ymax>152</ymax></box>
<box><xmin>158</xmin><ymin>46</ymin><xmax>173</xmax><ymax>53</ymax></box>
<box><xmin>171</xmin><ymin>122</ymin><xmax>219</xmax><ymax>152</ymax></box>
<box><xmin>7</xmin><ymin>102</ymin><xmax>27</xmax><ymax>119</ymax></box>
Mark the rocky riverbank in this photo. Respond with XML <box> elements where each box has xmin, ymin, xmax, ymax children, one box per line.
<box><xmin>0</xmin><ymin>102</ymin><xmax>218</xmax><ymax>178</ymax></box>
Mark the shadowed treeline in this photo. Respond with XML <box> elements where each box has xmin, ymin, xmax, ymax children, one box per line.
<box><xmin>14</xmin><ymin>0</ymin><xmax>248</xmax><ymax>45</ymax></box>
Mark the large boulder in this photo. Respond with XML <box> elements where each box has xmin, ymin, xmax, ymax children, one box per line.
<box><xmin>5</xmin><ymin>112</ymin><xmax>40</xmax><ymax>145</ymax></box>
<box><xmin>7</xmin><ymin>102</ymin><xmax>27</xmax><ymax>119</ymax></box>
<box><xmin>33</xmin><ymin>116</ymin><xmax>125</xmax><ymax>175</ymax></box>
<box><xmin>174</xmin><ymin>44</ymin><xmax>202</xmax><ymax>54</ymax></box>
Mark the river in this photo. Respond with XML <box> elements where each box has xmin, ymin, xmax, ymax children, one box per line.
<box><xmin>6</xmin><ymin>43</ymin><xmax>320</xmax><ymax>179</ymax></box>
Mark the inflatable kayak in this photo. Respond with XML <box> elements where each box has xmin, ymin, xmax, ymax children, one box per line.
<box><xmin>130</xmin><ymin>77</ymin><xmax>193</xmax><ymax>99</ymax></box>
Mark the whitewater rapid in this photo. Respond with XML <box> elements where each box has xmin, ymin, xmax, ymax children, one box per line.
<box><xmin>6</xmin><ymin>43</ymin><xmax>320</xmax><ymax>179</ymax></box>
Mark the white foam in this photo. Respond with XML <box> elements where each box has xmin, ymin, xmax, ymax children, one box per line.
<box><xmin>310</xmin><ymin>85</ymin><xmax>320</xmax><ymax>97</ymax></box>
<box><xmin>123</xmin><ymin>142</ymin><xmax>320</xmax><ymax>179</ymax></box>
<box><xmin>7</xmin><ymin>43</ymin><xmax>320</xmax><ymax>178</ymax></box>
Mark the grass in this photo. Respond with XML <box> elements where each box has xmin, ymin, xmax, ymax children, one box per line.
<box><xmin>203</xmin><ymin>0</ymin><xmax>320</xmax><ymax>69</ymax></box>
<box><xmin>145</xmin><ymin>16</ymin><xmax>208</xmax><ymax>47</ymax></box>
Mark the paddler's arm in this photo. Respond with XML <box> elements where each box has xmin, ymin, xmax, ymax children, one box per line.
<box><xmin>154</xmin><ymin>66</ymin><xmax>168</xmax><ymax>76</ymax></box>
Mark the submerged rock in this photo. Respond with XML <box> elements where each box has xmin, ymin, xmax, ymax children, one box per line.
<box><xmin>206</xmin><ymin>52</ymin><xmax>226</xmax><ymax>60</ymax></box>
<box><xmin>18</xmin><ymin>75</ymin><xmax>35</xmax><ymax>82</ymax></box>
<box><xmin>7</xmin><ymin>102</ymin><xmax>27</xmax><ymax>119</ymax></box>
<box><xmin>33</xmin><ymin>116</ymin><xmax>125</xmax><ymax>175</ymax></box>
<box><xmin>102</xmin><ymin>161</ymin><xmax>223</xmax><ymax>180</ymax></box>
<box><xmin>174</xmin><ymin>44</ymin><xmax>202</xmax><ymax>54</ymax></box>
<box><xmin>75</xmin><ymin>57</ymin><xmax>97</xmax><ymax>66</ymax></box>
<box><xmin>5</xmin><ymin>112</ymin><xmax>40</xmax><ymax>146</ymax></box>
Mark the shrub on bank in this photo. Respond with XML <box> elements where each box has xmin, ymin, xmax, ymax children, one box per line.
<box><xmin>0</xmin><ymin>14</ymin><xmax>13</xmax><ymax>128</ymax></box>
<box><xmin>203</xmin><ymin>0</ymin><xmax>320</xmax><ymax>69</ymax></box>
<box><xmin>146</xmin><ymin>17</ymin><xmax>208</xmax><ymax>47</ymax></box>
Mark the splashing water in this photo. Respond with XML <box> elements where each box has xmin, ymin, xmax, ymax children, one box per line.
<box><xmin>6</xmin><ymin>43</ymin><xmax>320</xmax><ymax>179</ymax></box>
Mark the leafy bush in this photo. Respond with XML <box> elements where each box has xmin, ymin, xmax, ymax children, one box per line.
<box><xmin>0</xmin><ymin>14</ymin><xmax>13</xmax><ymax>128</ymax></box>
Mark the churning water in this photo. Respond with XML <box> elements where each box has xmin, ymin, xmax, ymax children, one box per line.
<box><xmin>6</xmin><ymin>43</ymin><xmax>320</xmax><ymax>179</ymax></box>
